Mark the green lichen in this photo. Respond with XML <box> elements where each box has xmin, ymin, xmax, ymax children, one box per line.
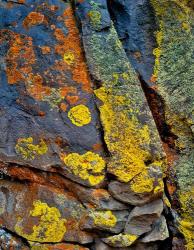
<box><xmin>84</xmin><ymin>21</ymin><xmax>165</xmax><ymax>187</ymax></box>
<box><xmin>15</xmin><ymin>200</ymin><xmax>67</xmax><ymax>243</ymax></box>
<box><xmin>15</xmin><ymin>137</ymin><xmax>48</xmax><ymax>160</ymax></box>
<box><xmin>88</xmin><ymin>10</ymin><xmax>101</xmax><ymax>29</ymax></box>
<box><xmin>151</xmin><ymin>1</ymin><xmax>194</xmax><ymax>248</ymax></box>
<box><xmin>42</xmin><ymin>88</ymin><xmax>64</xmax><ymax>109</ymax></box>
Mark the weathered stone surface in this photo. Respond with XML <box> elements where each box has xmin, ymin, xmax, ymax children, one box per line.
<box><xmin>141</xmin><ymin>215</ymin><xmax>169</xmax><ymax>242</ymax></box>
<box><xmin>125</xmin><ymin>199</ymin><xmax>163</xmax><ymax>236</ymax></box>
<box><xmin>149</xmin><ymin>1</ymin><xmax>194</xmax><ymax>249</ymax></box>
<box><xmin>95</xmin><ymin>239</ymin><xmax>159</xmax><ymax>250</ymax></box>
<box><xmin>0</xmin><ymin>180</ymin><xmax>93</xmax><ymax>244</ymax></box>
<box><xmin>30</xmin><ymin>242</ymin><xmax>89</xmax><ymax>250</ymax></box>
<box><xmin>108</xmin><ymin>165</ymin><xmax>163</xmax><ymax>206</ymax></box>
<box><xmin>0</xmin><ymin>0</ymin><xmax>106</xmax><ymax>188</ymax></box>
<box><xmin>2</xmin><ymin>0</ymin><xmax>190</xmax><ymax>248</ymax></box>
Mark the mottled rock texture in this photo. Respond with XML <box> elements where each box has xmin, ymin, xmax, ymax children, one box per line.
<box><xmin>0</xmin><ymin>0</ymin><xmax>193</xmax><ymax>249</ymax></box>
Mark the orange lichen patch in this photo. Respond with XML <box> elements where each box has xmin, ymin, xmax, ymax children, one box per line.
<box><xmin>92</xmin><ymin>143</ymin><xmax>103</xmax><ymax>151</ymax></box>
<box><xmin>6</xmin><ymin>66</ymin><xmax>23</xmax><ymax>84</ymax></box>
<box><xmin>40</xmin><ymin>46</ymin><xmax>51</xmax><ymax>54</ymax></box>
<box><xmin>5</xmin><ymin>31</ymin><xmax>39</xmax><ymax>89</ymax></box>
<box><xmin>6</xmin><ymin>33</ymin><xmax>35</xmax><ymax>85</ymax></box>
<box><xmin>92</xmin><ymin>189</ymin><xmax>110</xmax><ymax>200</ymax></box>
<box><xmin>60</xmin><ymin>103</ymin><xmax>68</xmax><ymax>112</ymax></box>
<box><xmin>23</xmin><ymin>12</ymin><xmax>45</xmax><ymax>28</ymax></box>
<box><xmin>166</xmin><ymin>183</ymin><xmax>176</xmax><ymax>196</ymax></box>
<box><xmin>66</xmin><ymin>95</ymin><xmax>79</xmax><ymax>105</ymax></box>
<box><xmin>60</xmin><ymin>86</ymin><xmax>77</xmax><ymax>98</ymax></box>
<box><xmin>53</xmin><ymin>6</ymin><xmax>92</xmax><ymax>93</ymax></box>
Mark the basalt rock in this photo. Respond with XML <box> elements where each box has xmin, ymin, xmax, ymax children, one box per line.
<box><xmin>0</xmin><ymin>0</ymin><xmax>193</xmax><ymax>249</ymax></box>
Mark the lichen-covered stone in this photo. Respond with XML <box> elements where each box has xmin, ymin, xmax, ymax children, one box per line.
<box><xmin>81</xmin><ymin>210</ymin><xmax>129</xmax><ymax>233</ymax></box>
<box><xmin>0</xmin><ymin>0</ymin><xmax>105</xmax><ymax>187</ymax></box>
<box><xmin>0</xmin><ymin>180</ymin><xmax>93</xmax><ymax>244</ymax></box>
<box><xmin>75</xmin><ymin>0</ymin><xmax>166</xmax><ymax>187</ymax></box>
<box><xmin>150</xmin><ymin>1</ymin><xmax>194</xmax><ymax>248</ymax></box>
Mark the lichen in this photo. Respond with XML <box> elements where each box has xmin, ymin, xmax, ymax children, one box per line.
<box><xmin>63</xmin><ymin>51</ymin><xmax>75</xmax><ymax>65</ymax></box>
<box><xmin>90</xmin><ymin>210</ymin><xmax>117</xmax><ymax>228</ymax></box>
<box><xmin>15</xmin><ymin>137</ymin><xmax>48</xmax><ymax>160</ymax></box>
<box><xmin>68</xmin><ymin>104</ymin><xmax>92</xmax><ymax>127</ymax></box>
<box><xmin>104</xmin><ymin>233</ymin><xmax>138</xmax><ymax>247</ymax></box>
<box><xmin>88</xmin><ymin>10</ymin><xmax>101</xmax><ymax>29</ymax></box>
<box><xmin>42</xmin><ymin>88</ymin><xmax>64</xmax><ymax>109</ymax></box>
<box><xmin>130</xmin><ymin>171</ymin><xmax>154</xmax><ymax>193</ymax></box>
<box><xmin>95</xmin><ymin>86</ymin><xmax>154</xmax><ymax>183</ymax></box>
<box><xmin>15</xmin><ymin>200</ymin><xmax>67</xmax><ymax>242</ymax></box>
<box><xmin>63</xmin><ymin>151</ymin><xmax>105</xmax><ymax>186</ymax></box>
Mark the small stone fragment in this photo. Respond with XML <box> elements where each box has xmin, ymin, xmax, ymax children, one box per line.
<box><xmin>141</xmin><ymin>215</ymin><xmax>169</xmax><ymax>242</ymax></box>
<box><xmin>109</xmin><ymin>180</ymin><xmax>161</xmax><ymax>206</ymax></box>
<box><xmin>125</xmin><ymin>199</ymin><xmax>163</xmax><ymax>236</ymax></box>
<box><xmin>102</xmin><ymin>233</ymin><xmax>138</xmax><ymax>247</ymax></box>
<box><xmin>82</xmin><ymin>210</ymin><xmax>129</xmax><ymax>233</ymax></box>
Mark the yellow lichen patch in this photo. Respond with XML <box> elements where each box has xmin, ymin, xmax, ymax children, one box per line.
<box><xmin>105</xmin><ymin>233</ymin><xmax>138</xmax><ymax>247</ymax></box>
<box><xmin>95</xmin><ymin>87</ymin><xmax>152</xmax><ymax>183</ymax></box>
<box><xmin>31</xmin><ymin>245</ymin><xmax>49</xmax><ymax>250</ymax></box>
<box><xmin>63</xmin><ymin>151</ymin><xmax>105</xmax><ymax>186</ymax></box>
<box><xmin>90</xmin><ymin>210</ymin><xmax>117</xmax><ymax>228</ymax></box>
<box><xmin>15</xmin><ymin>137</ymin><xmax>48</xmax><ymax>160</ymax></box>
<box><xmin>178</xmin><ymin>189</ymin><xmax>194</xmax><ymax>250</ymax></box>
<box><xmin>63</xmin><ymin>51</ymin><xmax>75</xmax><ymax>65</ymax></box>
<box><xmin>68</xmin><ymin>104</ymin><xmax>91</xmax><ymax>127</ymax></box>
<box><xmin>15</xmin><ymin>200</ymin><xmax>67</xmax><ymax>243</ymax></box>
<box><xmin>179</xmin><ymin>219</ymin><xmax>194</xmax><ymax>250</ymax></box>
<box><xmin>130</xmin><ymin>171</ymin><xmax>154</xmax><ymax>193</ymax></box>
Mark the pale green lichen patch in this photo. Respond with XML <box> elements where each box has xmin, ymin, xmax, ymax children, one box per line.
<box><xmin>15</xmin><ymin>137</ymin><xmax>48</xmax><ymax>160</ymax></box>
<box><xmin>88</xmin><ymin>10</ymin><xmax>101</xmax><ymax>29</ymax></box>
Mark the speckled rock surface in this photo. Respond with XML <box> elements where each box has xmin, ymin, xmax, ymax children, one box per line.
<box><xmin>0</xmin><ymin>0</ymin><xmax>193</xmax><ymax>249</ymax></box>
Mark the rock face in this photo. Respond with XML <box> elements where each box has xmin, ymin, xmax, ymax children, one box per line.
<box><xmin>0</xmin><ymin>0</ymin><xmax>193</xmax><ymax>249</ymax></box>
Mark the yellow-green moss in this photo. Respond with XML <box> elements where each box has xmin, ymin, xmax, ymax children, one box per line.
<box><xmin>15</xmin><ymin>137</ymin><xmax>48</xmax><ymax>160</ymax></box>
<box><xmin>68</xmin><ymin>104</ymin><xmax>91</xmax><ymax>127</ymax></box>
<box><xmin>90</xmin><ymin>210</ymin><xmax>117</xmax><ymax>228</ymax></box>
<box><xmin>63</xmin><ymin>151</ymin><xmax>105</xmax><ymax>186</ymax></box>
<box><xmin>95</xmin><ymin>87</ymin><xmax>152</xmax><ymax>183</ymax></box>
<box><xmin>15</xmin><ymin>200</ymin><xmax>67</xmax><ymax>242</ymax></box>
